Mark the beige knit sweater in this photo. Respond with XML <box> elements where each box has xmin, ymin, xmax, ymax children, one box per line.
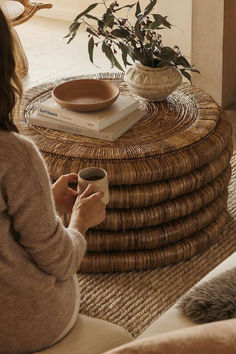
<box><xmin>0</xmin><ymin>130</ymin><xmax>87</xmax><ymax>354</ymax></box>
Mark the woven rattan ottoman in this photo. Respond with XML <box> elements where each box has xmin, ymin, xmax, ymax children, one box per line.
<box><xmin>19</xmin><ymin>74</ymin><xmax>233</xmax><ymax>273</ymax></box>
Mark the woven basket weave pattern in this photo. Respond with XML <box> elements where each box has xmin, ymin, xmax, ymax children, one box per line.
<box><xmin>19</xmin><ymin>74</ymin><xmax>233</xmax><ymax>272</ymax></box>
<box><xmin>108</xmin><ymin>146</ymin><xmax>232</xmax><ymax>208</ymax></box>
<box><xmin>80</xmin><ymin>211</ymin><xmax>228</xmax><ymax>272</ymax></box>
<box><xmin>86</xmin><ymin>193</ymin><xmax>227</xmax><ymax>251</ymax></box>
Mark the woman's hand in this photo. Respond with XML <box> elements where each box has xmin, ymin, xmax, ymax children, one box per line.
<box><xmin>52</xmin><ymin>173</ymin><xmax>78</xmax><ymax>213</ymax></box>
<box><xmin>69</xmin><ymin>184</ymin><xmax>106</xmax><ymax>235</ymax></box>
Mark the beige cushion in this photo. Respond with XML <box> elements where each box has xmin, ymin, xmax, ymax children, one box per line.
<box><xmin>104</xmin><ymin>319</ymin><xmax>236</xmax><ymax>354</ymax></box>
<box><xmin>138</xmin><ymin>307</ymin><xmax>196</xmax><ymax>338</ymax></box>
<box><xmin>0</xmin><ymin>0</ymin><xmax>24</xmax><ymax>20</ymax></box>
<box><xmin>34</xmin><ymin>314</ymin><xmax>132</xmax><ymax>354</ymax></box>
<box><xmin>139</xmin><ymin>252</ymin><xmax>236</xmax><ymax>337</ymax></box>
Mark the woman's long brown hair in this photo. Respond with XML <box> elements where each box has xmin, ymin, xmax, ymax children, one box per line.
<box><xmin>0</xmin><ymin>8</ymin><xmax>23</xmax><ymax>132</ymax></box>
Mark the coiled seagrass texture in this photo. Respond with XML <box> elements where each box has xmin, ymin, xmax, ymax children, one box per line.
<box><xmin>18</xmin><ymin>74</ymin><xmax>233</xmax><ymax>272</ymax></box>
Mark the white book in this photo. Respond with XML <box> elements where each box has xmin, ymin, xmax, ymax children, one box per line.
<box><xmin>28</xmin><ymin>109</ymin><xmax>146</xmax><ymax>142</ymax></box>
<box><xmin>37</xmin><ymin>95</ymin><xmax>138</xmax><ymax>131</ymax></box>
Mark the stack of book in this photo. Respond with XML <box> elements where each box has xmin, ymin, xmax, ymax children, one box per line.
<box><xmin>28</xmin><ymin>95</ymin><xmax>145</xmax><ymax>141</ymax></box>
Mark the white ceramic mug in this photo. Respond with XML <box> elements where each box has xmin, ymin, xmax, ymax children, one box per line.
<box><xmin>77</xmin><ymin>167</ymin><xmax>109</xmax><ymax>204</ymax></box>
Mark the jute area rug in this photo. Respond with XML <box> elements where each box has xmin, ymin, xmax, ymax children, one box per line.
<box><xmin>77</xmin><ymin>154</ymin><xmax>236</xmax><ymax>338</ymax></box>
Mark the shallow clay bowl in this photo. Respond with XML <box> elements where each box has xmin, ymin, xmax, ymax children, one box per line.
<box><xmin>52</xmin><ymin>79</ymin><xmax>120</xmax><ymax>112</ymax></box>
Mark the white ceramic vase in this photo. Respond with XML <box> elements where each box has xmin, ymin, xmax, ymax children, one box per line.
<box><xmin>124</xmin><ymin>62</ymin><xmax>182</xmax><ymax>102</ymax></box>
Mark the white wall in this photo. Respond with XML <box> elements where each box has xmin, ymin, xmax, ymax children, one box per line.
<box><xmin>41</xmin><ymin>0</ymin><xmax>192</xmax><ymax>59</ymax></box>
<box><xmin>154</xmin><ymin>0</ymin><xmax>192</xmax><ymax>60</ymax></box>
<box><xmin>191</xmin><ymin>0</ymin><xmax>236</xmax><ymax>107</ymax></box>
<box><xmin>191</xmin><ymin>0</ymin><xmax>224</xmax><ymax>105</ymax></box>
<box><xmin>39</xmin><ymin>0</ymin><xmax>236</xmax><ymax>107</ymax></box>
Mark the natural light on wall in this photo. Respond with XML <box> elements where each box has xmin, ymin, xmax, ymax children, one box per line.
<box><xmin>39</xmin><ymin>0</ymin><xmax>236</xmax><ymax>107</ymax></box>
<box><xmin>41</xmin><ymin>0</ymin><xmax>192</xmax><ymax>59</ymax></box>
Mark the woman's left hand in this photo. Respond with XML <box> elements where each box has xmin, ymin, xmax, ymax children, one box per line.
<box><xmin>52</xmin><ymin>173</ymin><xmax>78</xmax><ymax>212</ymax></box>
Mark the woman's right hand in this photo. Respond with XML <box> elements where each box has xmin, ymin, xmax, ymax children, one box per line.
<box><xmin>68</xmin><ymin>184</ymin><xmax>106</xmax><ymax>235</ymax></box>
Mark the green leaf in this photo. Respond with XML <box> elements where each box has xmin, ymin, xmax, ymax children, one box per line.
<box><xmin>74</xmin><ymin>3</ymin><xmax>98</xmax><ymax>21</ymax></box>
<box><xmin>180</xmin><ymin>69</ymin><xmax>192</xmax><ymax>83</ymax></box>
<box><xmin>175</xmin><ymin>55</ymin><xmax>191</xmax><ymax>68</ymax></box>
<box><xmin>69</xmin><ymin>21</ymin><xmax>81</xmax><ymax>33</ymax></box>
<box><xmin>128</xmin><ymin>50</ymin><xmax>137</xmax><ymax>62</ymax></box>
<box><xmin>84</xmin><ymin>13</ymin><xmax>100</xmax><ymax>21</ymax></box>
<box><xmin>111</xmin><ymin>28</ymin><xmax>130</xmax><ymax>39</ymax></box>
<box><xmin>190</xmin><ymin>68</ymin><xmax>200</xmax><ymax>74</ymax></box>
<box><xmin>102</xmin><ymin>42</ymin><xmax>113</xmax><ymax>64</ymax></box>
<box><xmin>65</xmin><ymin>22</ymin><xmax>82</xmax><ymax>43</ymax></box>
<box><xmin>116</xmin><ymin>4</ymin><xmax>136</xmax><ymax>11</ymax></box>
<box><xmin>147</xmin><ymin>21</ymin><xmax>165</xmax><ymax>30</ymax></box>
<box><xmin>102</xmin><ymin>4</ymin><xmax>116</xmax><ymax>28</ymax></box>
<box><xmin>86</xmin><ymin>15</ymin><xmax>105</xmax><ymax>30</ymax></box>
<box><xmin>159</xmin><ymin>46</ymin><xmax>177</xmax><ymax>61</ymax></box>
<box><xmin>88</xmin><ymin>36</ymin><xmax>95</xmax><ymax>63</ymax></box>
<box><xmin>132</xmin><ymin>47</ymin><xmax>146</xmax><ymax>62</ymax></box>
<box><xmin>86</xmin><ymin>27</ymin><xmax>100</xmax><ymax>39</ymax></box>
<box><xmin>152</xmin><ymin>14</ymin><xmax>162</xmax><ymax>27</ymax></box>
<box><xmin>112</xmin><ymin>53</ymin><xmax>125</xmax><ymax>71</ymax></box>
<box><xmin>119</xmin><ymin>42</ymin><xmax>132</xmax><ymax>66</ymax></box>
<box><xmin>135</xmin><ymin>1</ymin><xmax>142</xmax><ymax>18</ymax></box>
<box><xmin>103</xmin><ymin>13</ymin><xmax>115</xmax><ymax>28</ymax></box>
<box><xmin>107</xmin><ymin>2</ymin><xmax>116</xmax><ymax>13</ymax></box>
<box><xmin>134</xmin><ymin>20</ymin><xmax>144</xmax><ymax>41</ymax></box>
<box><xmin>98</xmin><ymin>20</ymin><xmax>105</xmax><ymax>30</ymax></box>
<box><xmin>127</xmin><ymin>47</ymin><xmax>141</xmax><ymax>62</ymax></box>
<box><xmin>153</xmin><ymin>14</ymin><xmax>171</xmax><ymax>28</ymax></box>
<box><xmin>154</xmin><ymin>59</ymin><xmax>170</xmax><ymax>67</ymax></box>
<box><xmin>143</xmin><ymin>0</ymin><xmax>157</xmax><ymax>17</ymax></box>
<box><xmin>102</xmin><ymin>42</ymin><xmax>124</xmax><ymax>71</ymax></box>
<box><xmin>66</xmin><ymin>31</ymin><xmax>77</xmax><ymax>44</ymax></box>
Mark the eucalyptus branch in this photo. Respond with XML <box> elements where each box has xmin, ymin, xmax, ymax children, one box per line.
<box><xmin>81</xmin><ymin>16</ymin><xmax>101</xmax><ymax>37</ymax></box>
<box><xmin>104</xmin><ymin>32</ymin><xmax>136</xmax><ymax>51</ymax></box>
<box><xmin>66</xmin><ymin>0</ymin><xmax>199</xmax><ymax>81</ymax></box>
<box><xmin>102</xmin><ymin>0</ymin><xmax>108</xmax><ymax>9</ymax></box>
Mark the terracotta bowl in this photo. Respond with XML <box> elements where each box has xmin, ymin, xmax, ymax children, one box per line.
<box><xmin>52</xmin><ymin>79</ymin><xmax>120</xmax><ymax>112</ymax></box>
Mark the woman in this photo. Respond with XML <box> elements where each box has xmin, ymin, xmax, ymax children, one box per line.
<box><xmin>0</xmin><ymin>8</ymin><xmax>132</xmax><ymax>354</ymax></box>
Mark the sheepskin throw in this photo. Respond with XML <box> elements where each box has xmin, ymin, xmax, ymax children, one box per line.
<box><xmin>177</xmin><ymin>267</ymin><xmax>236</xmax><ymax>323</ymax></box>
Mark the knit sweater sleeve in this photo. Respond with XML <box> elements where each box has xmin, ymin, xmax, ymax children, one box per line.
<box><xmin>4</xmin><ymin>134</ymin><xmax>86</xmax><ymax>281</ymax></box>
